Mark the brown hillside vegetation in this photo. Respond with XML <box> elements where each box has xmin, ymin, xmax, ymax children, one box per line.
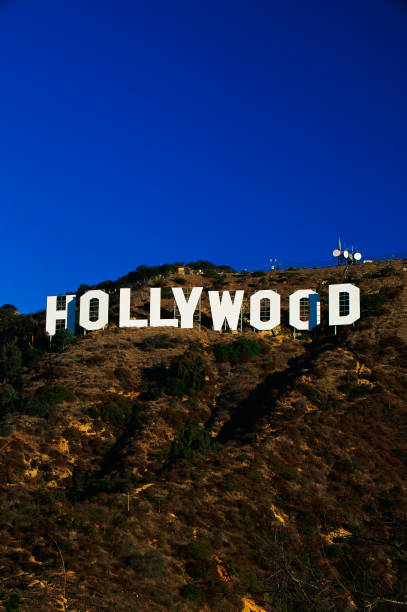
<box><xmin>1</xmin><ymin>261</ymin><xmax>407</xmax><ymax>611</ymax></box>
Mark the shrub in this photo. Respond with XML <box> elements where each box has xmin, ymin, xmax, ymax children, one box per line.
<box><xmin>0</xmin><ymin>420</ymin><xmax>12</xmax><ymax>437</ymax></box>
<box><xmin>114</xmin><ymin>367</ymin><xmax>132</xmax><ymax>385</ymax></box>
<box><xmin>119</xmin><ymin>262</ymin><xmax>191</xmax><ymax>284</ymax></box>
<box><xmin>141</xmin><ymin>333</ymin><xmax>181</xmax><ymax>351</ymax></box>
<box><xmin>297</xmin><ymin>383</ymin><xmax>323</xmax><ymax>405</ymax></box>
<box><xmin>204</xmin><ymin>269</ymin><xmax>220</xmax><ymax>278</ymax></box>
<box><xmin>69</xmin><ymin>466</ymin><xmax>139</xmax><ymax>500</ymax></box>
<box><xmin>181</xmin><ymin>538</ymin><xmax>219</xmax><ymax>589</ymax></box>
<box><xmin>23</xmin><ymin>385</ymin><xmax>74</xmax><ymax>418</ymax></box>
<box><xmin>364</xmin><ymin>264</ymin><xmax>396</xmax><ymax>279</ymax></box>
<box><xmin>187</xmin><ymin>260</ymin><xmax>235</xmax><ymax>274</ymax></box>
<box><xmin>0</xmin><ymin>304</ymin><xmax>17</xmax><ymax>317</ymax></box>
<box><xmin>340</xmin><ymin>381</ymin><xmax>371</xmax><ymax>400</ymax></box>
<box><xmin>294</xmin><ymin>399</ymin><xmax>307</xmax><ymax>412</ymax></box>
<box><xmin>181</xmin><ymin>583</ymin><xmax>202</xmax><ymax>602</ymax></box>
<box><xmin>183</xmin><ymin>539</ymin><xmax>213</xmax><ymax>561</ymax></box>
<box><xmin>87</xmin><ymin>398</ymin><xmax>136</xmax><ymax>426</ymax></box>
<box><xmin>362</xmin><ymin>292</ymin><xmax>389</xmax><ymax>316</ymax></box>
<box><xmin>144</xmin><ymin>354</ymin><xmax>208</xmax><ymax>399</ymax></box>
<box><xmin>252</xmin><ymin>270</ymin><xmax>266</xmax><ymax>277</ymax></box>
<box><xmin>5</xmin><ymin>592</ymin><xmax>22</xmax><ymax>611</ymax></box>
<box><xmin>214</xmin><ymin>338</ymin><xmax>261</xmax><ymax>364</ymax></box>
<box><xmin>0</xmin><ymin>385</ymin><xmax>16</xmax><ymax>409</ymax></box>
<box><xmin>126</xmin><ymin>550</ymin><xmax>167</xmax><ymax>577</ymax></box>
<box><xmin>165</xmin><ymin>354</ymin><xmax>208</xmax><ymax>395</ymax></box>
<box><xmin>23</xmin><ymin>347</ymin><xmax>44</xmax><ymax>366</ymax></box>
<box><xmin>362</xmin><ymin>286</ymin><xmax>402</xmax><ymax>317</ymax></box>
<box><xmin>0</xmin><ymin>344</ymin><xmax>22</xmax><ymax>382</ymax></box>
<box><xmin>189</xmin><ymin>340</ymin><xmax>204</xmax><ymax>352</ymax></box>
<box><xmin>164</xmin><ymin>423</ymin><xmax>216</xmax><ymax>468</ymax></box>
<box><xmin>85</xmin><ymin>354</ymin><xmax>105</xmax><ymax>366</ymax></box>
<box><xmin>101</xmin><ymin>401</ymin><xmax>130</xmax><ymax>425</ymax></box>
<box><xmin>379</xmin><ymin>264</ymin><xmax>395</xmax><ymax>277</ymax></box>
<box><xmin>52</xmin><ymin>328</ymin><xmax>75</xmax><ymax>352</ymax></box>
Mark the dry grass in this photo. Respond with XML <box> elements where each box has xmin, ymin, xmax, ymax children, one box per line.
<box><xmin>1</xmin><ymin>260</ymin><xmax>407</xmax><ymax>610</ymax></box>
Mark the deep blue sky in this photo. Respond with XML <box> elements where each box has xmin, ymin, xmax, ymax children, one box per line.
<box><xmin>1</xmin><ymin>0</ymin><xmax>406</xmax><ymax>313</ymax></box>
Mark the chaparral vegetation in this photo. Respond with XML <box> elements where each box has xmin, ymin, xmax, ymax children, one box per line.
<box><xmin>0</xmin><ymin>260</ymin><xmax>407</xmax><ymax>611</ymax></box>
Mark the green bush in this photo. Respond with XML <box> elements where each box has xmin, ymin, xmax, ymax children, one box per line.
<box><xmin>87</xmin><ymin>398</ymin><xmax>137</xmax><ymax>426</ymax></box>
<box><xmin>0</xmin><ymin>420</ymin><xmax>13</xmax><ymax>437</ymax></box>
<box><xmin>0</xmin><ymin>308</ymin><xmax>46</xmax><ymax>354</ymax></box>
<box><xmin>23</xmin><ymin>347</ymin><xmax>45</xmax><ymax>367</ymax></box>
<box><xmin>298</xmin><ymin>383</ymin><xmax>322</xmax><ymax>405</ymax></box>
<box><xmin>340</xmin><ymin>381</ymin><xmax>371</xmax><ymax>400</ymax></box>
<box><xmin>181</xmin><ymin>583</ymin><xmax>202</xmax><ymax>602</ymax></box>
<box><xmin>5</xmin><ymin>592</ymin><xmax>22</xmax><ymax>611</ymax></box>
<box><xmin>0</xmin><ymin>304</ymin><xmax>17</xmax><ymax>317</ymax></box>
<box><xmin>187</xmin><ymin>260</ymin><xmax>235</xmax><ymax>274</ymax></box>
<box><xmin>0</xmin><ymin>384</ymin><xmax>16</xmax><ymax>409</ymax></box>
<box><xmin>114</xmin><ymin>367</ymin><xmax>132</xmax><ymax>385</ymax></box>
<box><xmin>378</xmin><ymin>264</ymin><xmax>395</xmax><ymax>277</ymax></box>
<box><xmin>214</xmin><ymin>338</ymin><xmax>261</xmax><ymax>364</ymax></box>
<box><xmin>204</xmin><ymin>269</ymin><xmax>220</xmax><ymax>278</ymax></box>
<box><xmin>69</xmin><ymin>466</ymin><xmax>139</xmax><ymax>500</ymax></box>
<box><xmin>144</xmin><ymin>354</ymin><xmax>208</xmax><ymax>399</ymax></box>
<box><xmin>362</xmin><ymin>286</ymin><xmax>402</xmax><ymax>317</ymax></box>
<box><xmin>362</xmin><ymin>292</ymin><xmax>390</xmax><ymax>316</ymax></box>
<box><xmin>23</xmin><ymin>385</ymin><xmax>74</xmax><ymax>418</ymax></box>
<box><xmin>141</xmin><ymin>333</ymin><xmax>181</xmax><ymax>351</ymax></box>
<box><xmin>126</xmin><ymin>550</ymin><xmax>167</xmax><ymax>577</ymax></box>
<box><xmin>101</xmin><ymin>401</ymin><xmax>130</xmax><ymax>425</ymax></box>
<box><xmin>0</xmin><ymin>344</ymin><xmax>22</xmax><ymax>382</ymax></box>
<box><xmin>119</xmin><ymin>262</ymin><xmax>185</xmax><ymax>284</ymax></box>
<box><xmin>364</xmin><ymin>264</ymin><xmax>397</xmax><ymax>279</ymax></box>
<box><xmin>183</xmin><ymin>539</ymin><xmax>213</xmax><ymax>561</ymax></box>
<box><xmin>52</xmin><ymin>328</ymin><xmax>75</xmax><ymax>352</ymax></box>
<box><xmin>164</xmin><ymin>423</ymin><xmax>216</xmax><ymax>467</ymax></box>
<box><xmin>189</xmin><ymin>340</ymin><xmax>204</xmax><ymax>352</ymax></box>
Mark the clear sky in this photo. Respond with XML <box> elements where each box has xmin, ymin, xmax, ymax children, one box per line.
<box><xmin>1</xmin><ymin>0</ymin><xmax>406</xmax><ymax>313</ymax></box>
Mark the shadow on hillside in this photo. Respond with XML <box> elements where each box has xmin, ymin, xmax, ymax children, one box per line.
<box><xmin>216</xmin><ymin>338</ymin><xmax>336</xmax><ymax>443</ymax></box>
<box><xmin>99</xmin><ymin>412</ymin><xmax>143</xmax><ymax>475</ymax></box>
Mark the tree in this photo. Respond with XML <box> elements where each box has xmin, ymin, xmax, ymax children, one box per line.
<box><xmin>0</xmin><ymin>385</ymin><xmax>16</xmax><ymax>409</ymax></box>
<box><xmin>52</xmin><ymin>328</ymin><xmax>75</xmax><ymax>352</ymax></box>
<box><xmin>0</xmin><ymin>344</ymin><xmax>22</xmax><ymax>382</ymax></box>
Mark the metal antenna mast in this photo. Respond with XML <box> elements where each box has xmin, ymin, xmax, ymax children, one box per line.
<box><xmin>332</xmin><ymin>239</ymin><xmax>362</xmax><ymax>268</ymax></box>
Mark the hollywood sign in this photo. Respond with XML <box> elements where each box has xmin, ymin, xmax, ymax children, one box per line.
<box><xmin>46</xmin><ymin>284</ymin><xmax>360</xmax><ymax>336</ymax></box>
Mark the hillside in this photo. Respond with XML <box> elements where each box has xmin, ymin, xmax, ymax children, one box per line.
<box><xmin>1</xmin><ymin>261</ymin><xmax>407</xmax><ymax>611</ymax></box>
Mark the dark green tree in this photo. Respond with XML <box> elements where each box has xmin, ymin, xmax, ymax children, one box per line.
<box><xmin>0</xmin><ymin>344</ymin><xmax>22</xmax><ymax>382</ymax></box>
<box><xmin>0</xmin><ymin>384</ymin><xmax>16</xmax><ymax>409</ymax></box>
<box><xmin>52</xmin><ymin>328</ymin><xmax>75</xmax><ymax>352</ymax></box>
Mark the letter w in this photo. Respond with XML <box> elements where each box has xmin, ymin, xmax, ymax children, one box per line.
<box><xmin>208</xmin><ymin>290</ymin><xmax>244</xmax><ymax>331</ymax></box>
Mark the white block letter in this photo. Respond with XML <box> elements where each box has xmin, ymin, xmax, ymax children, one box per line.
<box><xmin>172</xmin><ymin>287</ymin><xmax>202</xmax><ymax>329</ymax></box>
<box><xmin>208</xmin><ymin>290</ymin><xmax>244</xmax><ymax>331</ymax></box>
<box><xmin>250</xmin><ymin>290</ymin><xmax>280</xmax><ymax>331</ymax></box>
<box><xmin>289</xmin><ymin>289</ymin><xmax>321</xmax><ymax>331</ymax></box>
<box><xmin>46</xmin><ymin>295</ymin><xmax>76</xmax><ymax>336</ymax></box>
<box><xmin>150</xmin><ymin>288</ymin><xmax>178</xmax><ymax>327</ymax></box>
<box><xmin>119</xmin><ymin>288</ymin><xmax>148</xmax><ymax>328</ymax></box>
<box><xmin>79</xmin><ymin>290</ymin><xmax>109</xmax><ymax>331</ymax></box>
<box><xmin>329</xmin><ymin>283</ymin><xmax>360</xmax><ymax>326</ymax></box>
